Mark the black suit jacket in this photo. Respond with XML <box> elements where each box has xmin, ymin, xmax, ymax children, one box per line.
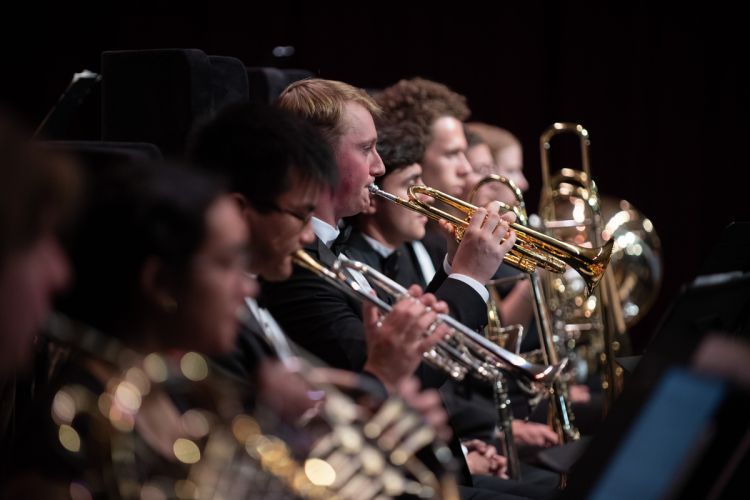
<box><xmin>343</xmin><ymin>231</ymin><xmax>489</xmax><ymax>332</ymax></box>
<box><xmin>421</xmin><ymin>222</ymin><xmax>449</xmax><ymax>271</ymax></box>
<box><xmin>262</xmin><ymin>236</ymin><xmax>486</xmax><ymax>484</ymax></box>
<box><xmin>262</xmin><ymin>237</ymin><xmax>369</xmax><ymax>371</ymax></box>
<box><xmin>212</xmin><ymin>305</ymin><xmax>275</xmax><ymax>381</ymax></box>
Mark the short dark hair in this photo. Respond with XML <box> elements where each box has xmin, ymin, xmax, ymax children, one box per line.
<box><xmin>187</xmin><ymin>103</ymin><xmax>337</xmax><ymax>211</ymax></box>
<box><xmin>376</xmin><ymin>120</ymin><xmax>425</xmax><ymax>176</ymax></box>
<box><xmin>60</xmin><ymin>162</ymin><xmax>223</xmax><ymax>334</ymax></box>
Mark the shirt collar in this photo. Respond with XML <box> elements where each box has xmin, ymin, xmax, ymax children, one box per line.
<box><xmin>362</xmin><ymin>234</ymin><xmax>396</xmax><ymax>258</ymax></box>
<box><xmin>311</xmin><ymin>216</ymin><xmax>341</xmax><ymax>247</ymax></box>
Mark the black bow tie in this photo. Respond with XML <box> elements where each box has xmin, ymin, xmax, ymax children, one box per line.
<box><xmin>330</xmin><ymin>224</ymin><xmax>353</xmax><ymax>255</ymax></box>
<box><xmin>381</xmin><ymin>249</ymin><xmax>401</xmax><ymax>277</ymax></box>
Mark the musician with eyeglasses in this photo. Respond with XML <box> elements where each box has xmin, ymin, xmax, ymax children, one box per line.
<box><xmin>188</xmin><ymin>102</ymin><xmax>453</xmax><ymax>424</ymax></box>
<box><xmin>4</xmin><ymin>162</ymin><xmax>259</xmax><ymax>497</ymax></box>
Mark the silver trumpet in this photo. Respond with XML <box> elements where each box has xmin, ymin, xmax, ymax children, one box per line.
<box><xmin>292</xmin><ymin>250</ymin><xmax>567</xmax><ymax>387</ymax></box>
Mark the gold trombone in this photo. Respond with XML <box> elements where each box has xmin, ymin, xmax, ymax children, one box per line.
<box><xmin>538</xmin><ymin>122</ymin><xmax>639</xmax><ymax>410</ymax></box>
<box><xmin>368</xmin><ymin>183</ymin><xmax>613</xmax><ymax>295</ymax></box>
<box><xmin>469</xmin><ymin>174</ymin><xmax>581</xmax><ymax>444</ymax></box>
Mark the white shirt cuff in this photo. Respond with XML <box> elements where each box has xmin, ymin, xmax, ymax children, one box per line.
<box><xmin>443</xmin><ymin>255</ymin><xmax>490</xmax><ymax>302</ymax></box>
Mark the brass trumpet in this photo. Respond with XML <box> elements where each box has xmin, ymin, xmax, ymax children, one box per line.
<box><xmin>368</xmin><ymin>183</ymin><xmax>613</xmax><ymax>295</ymax></box>
<box><xmin>292</xmin><ymin>249</ymin><xmax>566</xmax><ymax>387</ymax></box>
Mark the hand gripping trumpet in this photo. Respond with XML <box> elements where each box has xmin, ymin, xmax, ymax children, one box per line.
<box><xmin>368</xmin><ymin>183</ymin><xmax>613</xmax><ymax>295</ymax></box>
<box><xmin>292</xmin><ymin>249</ymin><xmax>567</xmax><ymax>388</ymax></box>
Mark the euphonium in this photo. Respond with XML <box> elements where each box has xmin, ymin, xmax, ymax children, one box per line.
<box><xmin>470</xmin><ymin>173</ymin><xmax>581</xmax><ymax>444</ymax></box>
<box><xmin>292</xmin><ymin>249</ymin><xmax>566</xmax><ymax>388</ymax></box>
<box><xmin>368</xmin><ymin>183</ymin><xmax>613</xmax><ymax>295</ymax></box>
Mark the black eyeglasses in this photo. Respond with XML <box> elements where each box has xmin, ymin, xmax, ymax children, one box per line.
<box><xmin>261</xmin><ymin>202</ymin><xmax>313</xmax><ymax>224</ymax></box>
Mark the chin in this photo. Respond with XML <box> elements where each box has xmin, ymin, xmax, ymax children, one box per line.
<box><xmin>273</xmin><ymin>260</ymin><xmax>294</xmax><ymax>282</ymax></box>
<box><xmin>405</xmin><ymin>226</ymin><xmax>425</xmax><ymax>242</ymax></box>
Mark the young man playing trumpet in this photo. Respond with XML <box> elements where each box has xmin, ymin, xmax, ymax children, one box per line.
<box><xmin>266</xmin><ymin>78</ymin><xmax>566</xmax><ymax>499</ymax></box>
<box><xmin>345</xmin><ymin>117</ymin><xmax>563</xmax><ymax>490</ymax></box>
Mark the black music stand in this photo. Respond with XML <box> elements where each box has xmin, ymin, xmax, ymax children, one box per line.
<box><xmin>699</xmin><ymin>221</ymin><xmax>750</xmax><ymax>275</ymax></box>
<box><xmin>34</xmin><ymin>70</ymin><xmax>101</xmax><ymax>139</ymax></box>
<box><xmin>561</xmin><ymin>270</ymin><xmax>750</xmax><ymax>499</ymax></box>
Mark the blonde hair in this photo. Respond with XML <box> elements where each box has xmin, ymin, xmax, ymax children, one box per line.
<box><xmin>276</xmin><ymin>78</ymin><xmax>381</xmax><ymax>146</ymax></box>
<box><xmin>465</xmin><ymin>122</ymin><xmax>520</xmax><ymax>158</ymax></box>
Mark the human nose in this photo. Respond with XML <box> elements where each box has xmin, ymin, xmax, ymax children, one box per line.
<box><xmin>456</xmin><ymin>153</ymin><xmax>472</xmax><ymax>177</ymax></box>
<box><xmin>43</xmin><ymin>238</ymin><xmax>70</xmax><ymax>293</ymax></box>
<box><xmin>370</xmin><ymin>148</ymin><xmax>385</xmax><ymax>178</ymax></box>
<box><xmin>517</xmin><ymin>171</ymin><xmax>529</xmax><ymax>192</ymax></box>
<box><xmin>299</xmin><ymin>220</ymin><xmax>315</xmax><ymax>245</ymax></box>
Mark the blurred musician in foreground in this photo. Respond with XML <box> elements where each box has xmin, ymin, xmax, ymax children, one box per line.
<box><xmin>0</xmin><ymin>118</ymin><xmax>78</xmax><ymax>480</ymax></box>
<box><xmin>5</xmin><ymin>162</ymin><xmax>257</xmax><ymax>497</ymax></box>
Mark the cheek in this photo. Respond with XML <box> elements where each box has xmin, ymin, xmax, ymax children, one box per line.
<box><xmin>336</xmin><ymin>170</ymin><xmax>356</xmax><ymax>198</ymax></box>
<box><xmin>0</xmin><ymin>264</ymin><xmax>48</xmax><ymax>364</ymax></box>
<box><xmin>180</xmin><ymin>276</ymin><xmax>240</xmax><ymax>352</ymax></box>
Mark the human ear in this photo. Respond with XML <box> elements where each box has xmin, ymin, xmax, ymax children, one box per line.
<box><xmin>140</xmin><ymin>256</ymin><xmax>179</xmax><ymax>313</ymax></box>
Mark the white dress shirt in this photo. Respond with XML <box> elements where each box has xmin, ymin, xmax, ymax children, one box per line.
<box><xmin>363</xmin><ymin>234</ymin><xmax>489</xmax><ymax>302</ymax></box>
<box><xmin>311</xmin><ymin>217</ymin><xmax>374</xmax><ymax>294</ymax></box>
<box><xmin>244</xmin><ymin>296</ymin><xmax>295</xmax><ymax>363</ymax></box>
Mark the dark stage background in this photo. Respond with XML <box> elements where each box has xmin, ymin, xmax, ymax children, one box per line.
<box><xmin>2</xmin><ymin>5</ymin><xmax>748</xmax><ymax>351</ymax></box>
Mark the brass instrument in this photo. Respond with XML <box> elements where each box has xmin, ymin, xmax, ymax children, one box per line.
<box><xmin>42</xmin><ymin>313</ymin><xmax>309</xmax><ymax>499</ymax></box>
<box><xmin>492</xmin><ymin>374</ymin><xmax>522</xmax><ymax>480</ymax></box>
<box><xmin>485</xmin><ymin>284</ymin><xmax>524</xmax><ymax>354</ymax></box>
<box><xmin>293</xmin><ymin>250</ymin><xmax>568</xmax><ymax>482</ymax></box>
<box><xmin>471</xmin><ymin>174</ymin><xmax>581</xmax><ymax>445</ymax></box>
<box><xmin>237</xmin><ymin>309</ymin><xmax>461</xmax><ymax>499</ymax></box>
<box><xmin>599</xmin><ymin>197</ymin><xmax>663</xmax><ymax>328</ymax></box>
<box><xmin>292</xmin><ymin>250</ymin><xmax>567</xmax><ymax>388</ymax></box>
<box><xmin>368</xmin><ymin>183</ymin><xmax>613</xmax><ymax>295</ymax></box>
<box><xmin>538</xmin><ymin>122</ymin><xmax>661</xmax><ymax>409</ymax></box>
<box><xmin>42</xmin><ymin>313</ymin><xmax>459</xmax><ymax>499</ymax></box>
